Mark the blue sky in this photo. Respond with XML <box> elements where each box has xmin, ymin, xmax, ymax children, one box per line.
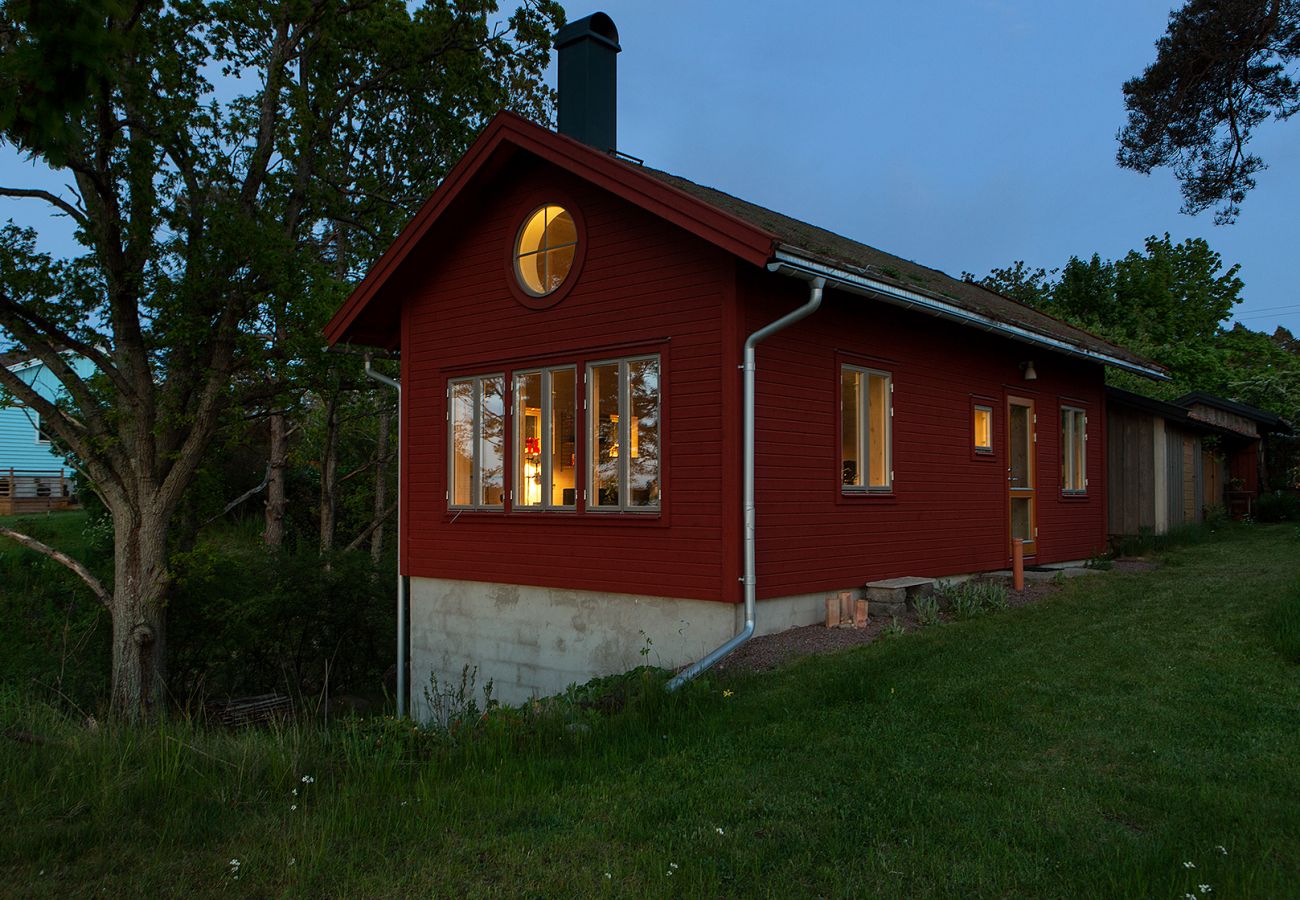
<box><xmin>2</xmin><ymin>1</ymin><xmax>1297</xmax><ymax>334</ymax></box>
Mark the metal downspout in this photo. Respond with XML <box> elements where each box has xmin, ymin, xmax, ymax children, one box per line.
<box><xmin>666</xmin><ymin>276</ymin><xmax>826</xmax><ymax>691</ymax></box>
<box><xmin>364</xmin><ymin>356</ymin><xmax>407</xmax><ymax>718</ymax></box>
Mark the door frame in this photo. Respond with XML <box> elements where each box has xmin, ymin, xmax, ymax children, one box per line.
<box><xmin>1006</xmin><ymin>394</ymin><xmax>1037</xmax><ymax>558</ymax></box>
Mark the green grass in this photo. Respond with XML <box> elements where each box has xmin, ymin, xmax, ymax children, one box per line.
<box><xmin>3</xmin><ymin>524</ymin><xmax>1300</xmax><ymax>897</ymax></box>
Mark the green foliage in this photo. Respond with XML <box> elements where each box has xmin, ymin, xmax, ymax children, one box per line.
<box><xmin>1117</xmin><ymin>0</ymin><xmax>1300</xmax><ymax>222</ymax></box>
<box><xmin>167</xmin><ymin>544</ymin><xmax>395</xmax><ymax>704</ymax></box>
<box><xmin>881</xmin><ymin>616</ymin><xmax>906</xmax><ymax>638</ymax></box>
<box><xmin>1254</xmin><ymin>490</ymin><xmax>1300</xmax><ymax>523</ymax></box>
<box><xmin>914</xmin><ymin>593</ymin><xmax>941</xmax><ymax>626</ymax></box>
<box><xmin>0</xmin><ymin>512</ymin><xmax>109</xmax><ymax>708</ymax></box>
<box><xmin>938</xmin><ymin>580</ymin><xmax>1009</xmax><ymax>620</ymax></box>
<box><xmin>1111</xmin><ymin>521</ymin><xmax>1222</xmax><ymax>557</ymax></box>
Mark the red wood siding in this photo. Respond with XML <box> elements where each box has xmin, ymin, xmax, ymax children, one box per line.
<box><xmin>400</xmin><ymin>156</ymin><xmax>731</xmax><ymax>601</ymax></box>
<box><xmin>740</xmin><ymin>268</ymin><xmax>1110</xmax><ymax>601</ymax></box>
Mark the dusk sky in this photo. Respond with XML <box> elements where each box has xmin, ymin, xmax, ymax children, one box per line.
<box><xmin>2</xmin><ymin>1</ymin><xmax>1296</xmax><ymax>333</ymax></box>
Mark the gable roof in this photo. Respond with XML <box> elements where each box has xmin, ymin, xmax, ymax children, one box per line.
<box><xmin>324</xmin><ymin>112</ymin><xmax>1163</xmax><ymax>377</ymax></box>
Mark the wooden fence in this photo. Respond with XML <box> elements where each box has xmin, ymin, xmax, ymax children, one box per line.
<box><xmin>0</xmin><ymin>469</ymin><xmax>76</xmax><ymax>516</ymax></box>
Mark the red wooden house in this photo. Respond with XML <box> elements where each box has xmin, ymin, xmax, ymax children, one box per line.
<box><xmin>325</xmin><ymin>14</ymin><xmax>1164</xmax><ymax>710</ymax></box>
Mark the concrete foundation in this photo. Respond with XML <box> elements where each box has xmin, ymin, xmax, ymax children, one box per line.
<box><xmin>407</xmin><ymin>577</ymin><xmax>837</xmax><ymax>715</ymax></box>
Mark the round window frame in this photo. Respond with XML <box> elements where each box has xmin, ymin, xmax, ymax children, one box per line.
<box><xmin>506</xmin><ymin>199</ymin><xmax>586</xmax><ymax>310</ymax></box>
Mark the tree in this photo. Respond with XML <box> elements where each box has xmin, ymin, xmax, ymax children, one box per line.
<box><xmin>0</xmin><ymin>0</ymin><xmax>562</xmax><ymax>720</ymax></box>
<box><xmin>1117</xmin><ymin>0</ymin><xmax>1300</xmax><ymax>223</ymax></box>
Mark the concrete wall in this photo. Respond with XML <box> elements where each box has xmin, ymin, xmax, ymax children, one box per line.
<box><xmin>408</xmin><ymin>577</ymin><xmax>835</xmax><ymax>714</ymax></box>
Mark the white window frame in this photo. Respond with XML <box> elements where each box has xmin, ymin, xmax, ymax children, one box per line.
<box><xmin>446</xmin><ymin>373</ymin><xmax>506</xmax><ymax>510</ymax></box>
<box><xmin>973</xmin><ymin>404</ymin><xmax>993</xmax><ymax>454</ymax></box>
<box><xmin>585</xmin><ymin>354</ymin><xmax>661</xmax><ymax>513</ymax></box>
<box><xmin>1061</xmin><ymin>405</ymin><xmax>1088</xmax><ymax>494</ymax></box>
<box><xmin>512</xmin><ymin>366</ymin><xmax>577</xmax><ymax>510</ymax></box>
<box><xmin>842</xmin><ymin>365</ymin><xmax>894</xmax><ymax>493</ymax></box>
<box><xmin>33</xmin><ymin>410</ymin><xmax>51</xmax><ymax>445</ymax></box>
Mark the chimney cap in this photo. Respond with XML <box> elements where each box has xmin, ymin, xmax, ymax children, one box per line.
<box><xmin>554</xmin><ymin>12</ymin><xmax>620</xmax><ymax>52</ymax></box>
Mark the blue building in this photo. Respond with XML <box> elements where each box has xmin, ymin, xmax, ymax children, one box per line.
<box><xmin>0</xmin><ymin>352</ymin><xmax>93</xmax><ymax>513</ymax></box>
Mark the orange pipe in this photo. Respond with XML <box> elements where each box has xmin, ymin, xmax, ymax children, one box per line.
<box><xmin>1012</xmin><ymin>539</ymin><xmax>1025</xmax><ymax>591</ymax></box>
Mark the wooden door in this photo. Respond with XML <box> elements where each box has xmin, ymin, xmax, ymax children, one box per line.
<box><xmin>1007</xmin><ymin>396</ymin><xmax>1037</xmax><ymax>557</ymax></box>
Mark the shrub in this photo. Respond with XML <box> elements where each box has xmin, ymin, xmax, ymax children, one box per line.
<box><xmin>936</xmin><ymin>580</ymin><xmax>1008</xmax><ymax>620</ymax></box>
<box><xmin>1254</xmin><ymin>491</ymin><xmax>1300</xmax><ymax>523</ymax></box>
<box><xmin>881</xmin><ymin>616</ymin><xmax>906</xmax><ymax>638</ymax></box>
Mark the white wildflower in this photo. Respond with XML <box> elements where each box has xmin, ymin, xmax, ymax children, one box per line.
<box><xmin>1216</xmin><ymin>845</ymin><xmax>1227</xmax><ymax>855</ymax></box>
<box><xmin>604</xmin><ymin>872</ymin><xmax>611</xmax><ymax>879</ymax></box>
<box><xmin>1199</xmin><ymin>885</ymin><xmax>1211</xmax><ymax>893</ymax></box>
<box><xmin>715</xmin><ymin>827</ymin><xmax>725</xmax><ymax>835</ymax></box>
<box><xmin>290</xmin><ymin>804</ymin><xmax>298</xmax><ymax>811</ymax></box>
<box><xmin>289</xmin><ymin>858</ymin><xmax>296</xmax><ymax>867</ymax></box>
<box><xmin>301</xmin><ymin>775</ymin><xmax>315</xmax><ymax>784</ymax></box>
<box><xmin>292</xmin><ymin>788</ymin><xmax>298</xmax><ymax>797</ymax></box>
<box><xmin>1184</xmin><ymin>861</ymin><xmax>1196</xmax><ymax>869</ymax></box>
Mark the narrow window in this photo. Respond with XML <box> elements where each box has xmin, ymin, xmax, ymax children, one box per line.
<box><xmin>513</xmin><ymin>366</ymin><xmax>577</xmax><ymax>509</ymax></box>
<box><xmin>448</xmin><ymin>374</ymin><xmax>506</xmax><ymax>509</ymax></box>
<box><xmin>1062</xmin><ymin>406</ymin><xmax>1087</xmax><ymax>493</ymax></box>
<box><xmin>973</xmin><ymin>405</ymin><xmax>993</xmax><ymax>454</ymax></box>
<box><xmin>841</xmin><ymin>365</ymin><xmax>892</xmax><ymax>491</ymax></box>
<box><xmin>588</xmin><ymin>355</ymin><xmax>660</xmax><ymax>511</ymax></box>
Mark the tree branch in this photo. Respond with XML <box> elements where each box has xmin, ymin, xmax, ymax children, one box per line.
<box><xmin>0</xmin><ymin>187</ymin><xmax>88</xmax><ymax>227</ymax></box>
<box><xmin>343</xmin><ymin>500</ymin><xmax>396</xmax><ymax>552</ymax></box>
<box><xmin>0</xmin><ymin>526</ymin><xmax>110</xmax><ymax>609</ymax></box>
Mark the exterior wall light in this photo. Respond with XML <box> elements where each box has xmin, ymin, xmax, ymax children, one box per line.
<box><xmin>1021</xmin><ymin>360</ymin><xmax>1038</xmax><ymax>381</ymax></box>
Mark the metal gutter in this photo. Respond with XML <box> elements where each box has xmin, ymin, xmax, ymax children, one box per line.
<box><xmin>666</xmin><ymin>276</ymin><xmax>827</xmax><ymax>691</ymax></box>
<box><xmin>364</xmin><ymin>355</ymin><xmax>408</xmax><ymax>718</ymax></box>
<box><xmin>770</xmin><ymin>249</ymin><xmax>1168</xmax><ymax>381</ymax></box>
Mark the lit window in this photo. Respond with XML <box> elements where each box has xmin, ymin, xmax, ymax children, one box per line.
<box><xmin>1062</xmin><ymin>406</ymin><xmax>1087</xmax><ymax>493</ymax></box>
<box><xmin>514</xmin><ymin>367</ymin><xmax>578</xmax><ymax>508</ymax></box>
<box><xmin>973</xmin><ymin>405</ymin><xmax>993</xmax><ymax>453</ymax></box>
<box><xmin>841</xmin><ymin>366</ymin><xmax>892</xmax><ymax>491</ymax></box>
<box><xmin>448</xmin><ymin>374</ymin><xmax>506</xmax><ymax>508</ymax></box>
<box><xmin>514</xmin><ymin>205</ymin><xmax>577</xmax><ymax>296</ymax></box>
<box><xmin>588</xmin><ymin>356</ymin><xmax>660</xmax><ymax>511</ymax></box>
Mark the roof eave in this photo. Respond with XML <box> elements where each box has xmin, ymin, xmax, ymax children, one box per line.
<box><xmin>770</xmin><ymin>248</ymin><xmax>1168</xmax><ymax>381</ymax></box>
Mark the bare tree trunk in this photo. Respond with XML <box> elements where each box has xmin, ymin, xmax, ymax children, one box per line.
<box><xmin>371</xmin><ymin>405</ymin><xmax>390</xmax><ymax>563</ymax></box>
<box><xmin>264</xmin><ymin>409</ymin><xmax>288</xmax><ymax>547</ymax></box>
<box><xmin>109</xmin><ymin>510</ymin><xmax>170</xmax><ymax>721</ymax></box>
<box><xmin>319</xmin><ymin>392</ymin><xmax>339</xmax><ymax>555</ymax></box>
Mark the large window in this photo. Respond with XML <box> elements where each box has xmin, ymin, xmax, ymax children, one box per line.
<box><xmin>449</xmin><ymin>374</ymin><xmax>506</xmax><ymax>508</ymax></box>
<box><xmin>513</xmin><ymin>367</ymin><xmax>578</xmax><ymax>508</ymax></box>
<box><xmin>588</xmin><ymin>356</ymin><xmax>660</xmax><ymax>510</ymax></box>
<box><xmin>1062</xmin><ymin>406</ymin><xmax>1087</xmax><ymax>493</ymax></box>
<box><xmin>841</xmin><ymin>365</ymin><xmax>892</xmax><ymax>491</ymax></box>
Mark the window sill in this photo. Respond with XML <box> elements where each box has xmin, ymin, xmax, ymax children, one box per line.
<box><xmin>838</xmin><ymin>490</ymin><xmax>899</xmax><ymax>505</ymax></box>
<box><xmin>1060</xmin><ymin>492</ymin><xmax>1090</xmax><ymax>501</ymax></box>
<box><xmin>443</xmin><ymin>508</ymin><xmax>668</xmax><ymax>526</ymax></box>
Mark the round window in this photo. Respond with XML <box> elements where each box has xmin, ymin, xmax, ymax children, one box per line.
<box><xmin>514</xmin><ymin>205</ymin><xmax>578</xmax><ymax>296</ymax></box>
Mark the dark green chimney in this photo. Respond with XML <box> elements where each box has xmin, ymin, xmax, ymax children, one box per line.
<box><xmin>554</xmin><ymin>12</ymin><xmax>621</xmax><ymax>153</ymax></box>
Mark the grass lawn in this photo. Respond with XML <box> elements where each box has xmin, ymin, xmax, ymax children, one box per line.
<box><xmin>2</xmin><ymin>523</ymin><xmax>1299</xmax><ymax>897</ymax></box>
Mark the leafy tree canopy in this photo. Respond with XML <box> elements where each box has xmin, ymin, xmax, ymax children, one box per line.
<box><xmin>1118</xmin><ymin>0</ymin><xmax>1300</xmax><ymax>223</ymax></box>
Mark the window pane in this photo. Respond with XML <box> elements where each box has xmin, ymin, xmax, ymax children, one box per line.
<box><xmin>516</xmin><ymin>372</ymin><xmax>543</xmax><ymax>507</ymax></box>
<box><xmin>542</xmin><ymin>245</ymin><xmax>576</xmax><ymax>293</ymax></box>
<box><xmin>590</xmin><ymin>363</ymin><xmax>620</xmax><ymax>507</ymax></box>
<box><xmin>627</xmin><ymin>358</ymin><xmax>660</xmax><ymax>508</ymax></box>
<box><xmin>1011</xmin><ymin>496</ymin><xmax>1033</xmax><ymax>541</ymax></box>
<box><xmin>479</xmin><ymin>376</ymin><xmax>505</xmax><ymax>506</ymax></box>
<box><xmin>1009</xmin><ymin>403</ymin><xmax>1031</xmax><ymax>488</ymax></box>
<box><xmin>545</xmin><ymin>208</ymin><xmax>577</xmax><ymax>247</ymax></box>
<box><xmin>867</xmin><ymin>373</ymin><xmax>890</xmax><ymax>487</ymax></box>
<box><xmin>551</xmin><ymin>368</ymin><xmax>577</xmax><ymax>506</ymax></box>
<box><xmin>841</xmin><ymin>369</ymin><xmax>861</xmax><ymax>486</ymax></box>
<box><xmin>516</xmin><ymin>252</ymin><xmax>546</xmax><ymax>295</ymax></box>
<box><xmin>974</xmin><ymin>406</ymin><xmax>992</xmax><ymax>451</ymax></box>
<box><xmin>450</xmin><ymin>380</ymin><xmax>474</xmax><ymax>505</ymax></box>
<box><xmin>1074</xmin><ymin>412</ymin><xmax>1086</xmax><ymax>489</ymax></box>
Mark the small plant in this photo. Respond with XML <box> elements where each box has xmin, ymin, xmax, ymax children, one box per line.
<box><xmin>1085</xmin><ymin>551</ymin><xmax>1114</xmax><ymax>570</ymax></box>
<box><xmin>938</xmin><ymin>581</ymin><xmax>1008</xmax><ymax>619</ymax></box>
<box><xmin>914</xmin><ymin>594</ymin><xmax>941</xmax><ymax>626</ymax></box>
<box><xmin>1051</xmin><ymin>570</ymin><xmax>1067</xmax><ymax>587</ymax></box>
<box><xmin>881</xmin><ymin>616</ymin><xmax>906</xmax><ymax>638</ymax></box>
